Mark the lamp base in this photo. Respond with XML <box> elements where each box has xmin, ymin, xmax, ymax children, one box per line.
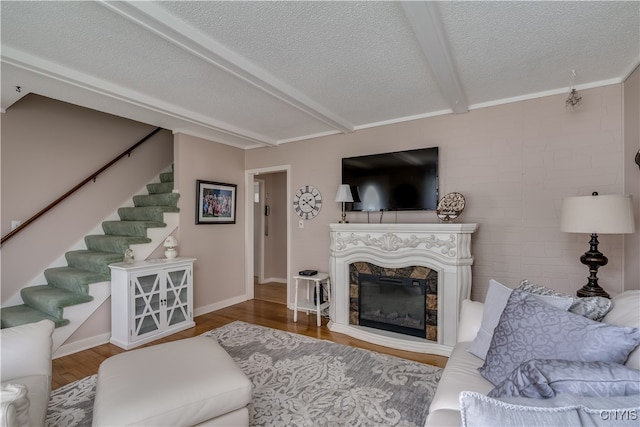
<box><xmin>339</xmin><ymin>208</ymin><xmax>348</xmax><ymax>224</ymax></box>
<box><xmin>576</xmin><ymin>233</ymin><xmax>609</xmax><ymax>299</ymax></box>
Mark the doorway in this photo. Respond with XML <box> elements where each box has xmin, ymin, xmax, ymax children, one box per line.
<box><xmin>245</xmin><ymin>166</ymin><xmax>291</xmax><ymax>306</ymax></box>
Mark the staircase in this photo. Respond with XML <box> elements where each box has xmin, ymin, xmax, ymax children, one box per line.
<box><xmin>0</xmin><ymin>168</ymin><xmax>179</xmax><ymax>347</ymax></box>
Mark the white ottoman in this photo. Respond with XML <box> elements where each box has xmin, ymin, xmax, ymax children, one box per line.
<box><xmin>92</xmin><ymin>336</ymin><xmax>252</xmax><ymax>426</ymax></box>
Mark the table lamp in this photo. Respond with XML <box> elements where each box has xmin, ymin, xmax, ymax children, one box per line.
<box><xmin>560</xmin><ymin>192</ymin><xmax>635</xmax><ymax>298</ymax></box>
<box><xmin>335</xmin><ymin>184</ymin><xmax>353</xmax><ymax>223</ymax></box>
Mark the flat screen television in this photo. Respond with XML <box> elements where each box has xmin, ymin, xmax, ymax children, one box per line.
<box><xmin>341</xmin><ymin>147</ymin><xmax>439</xmax><ymax>212</ymax></box>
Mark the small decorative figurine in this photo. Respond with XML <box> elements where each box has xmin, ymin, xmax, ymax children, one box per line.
<box><xmin>164</xmin><ymin>236</ymin><xmax>178</xmax><ymax>259</ymax></box>
<box><xmin>124</xmin><ymin>248</ymin><xmax>134</xmax><ymax>264</ymax></box>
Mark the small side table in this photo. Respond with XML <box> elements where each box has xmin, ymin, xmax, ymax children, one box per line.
<box><xmin>293</xmin><ymin>272</ymin><xmax>331</xmax><ymax>327</ymax></box>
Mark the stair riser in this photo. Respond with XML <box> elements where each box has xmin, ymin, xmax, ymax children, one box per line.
<box><xmin>84</xmin><ymin>235</ymin><xmax>150</xmax><ymax>254</ymax></box>
<box><xmin>102</xmin><ymin>221</ymin><xmax>166</xmax><ymax>237</ymax></box>
<box><xmin>133</xmin><ymin>194</ymin><xmax>180</xmax><ymax>208</ymax></box>
<box><xmin>147</xmin><ymin>182</ymin><xmax>174</xmax><ymax>194</ymax></box>
<box><xmin>160</xmin><ymin>172</ymin><xmax>174</xmax><ymax>183</ymax></box>
<box><xmin>66</xmin><ymin>251</ymin><xmax>123</xmax><ymax>276</ymax></box>
<box><xmin>44</xmin><ymin>267</ymin><xmax>109</xmax><ymax>295</ymax></box>
<box><xmin>0</xmin><ymin>305</ymin><xmax>69</xmax><ymax>328</ymax></box>
<box><xmin>118</xmin><ymin>206</ymin><xmax>180</xmax><ymax>222</ymax></box>
<box><xmin>118</xmin><ymin>207</ymin><xmax>165</xmax><ymax>222</ymax></box>
<box><xmin>21</xmin><ymin>286</ymin><xmax>92</xmax><ymax>319</ymax></box>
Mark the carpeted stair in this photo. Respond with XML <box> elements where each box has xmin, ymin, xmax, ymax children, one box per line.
<box><xmin>0</xmin><ymin>169</ymin><xmax>179</xmax><ymax>329</ymax></box>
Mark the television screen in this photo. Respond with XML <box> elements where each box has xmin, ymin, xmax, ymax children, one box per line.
<box><xmin>341</xmin><ymin>147</ymin><xmax>438</xmax><ymax>212</ymax></box>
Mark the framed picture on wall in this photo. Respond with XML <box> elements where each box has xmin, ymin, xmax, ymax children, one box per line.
<box><xmin>196</xmin><ymin>180</ymin><xmax>237</xmax><ymax>224</ymax></box>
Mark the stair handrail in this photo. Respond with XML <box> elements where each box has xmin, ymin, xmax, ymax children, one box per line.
<box><xmin>1</xmin><ymin>127</ymin><xmax>163</xmax><ymax>246</ymax></box>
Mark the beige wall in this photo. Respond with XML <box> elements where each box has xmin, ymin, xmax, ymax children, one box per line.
<box><xmin>246</xmin><ymin>85</ymin><xmax>631</xmax><ymax>300</ymax></box>
<box><xmin>1</xmin><ymin>95</ymin><xmax>174</xmax><ymax>305</ymax></box>
<box><xmin>173</xmin><ymin>133</ymin><xmax>247</xmax><ymax>313</ymax></box>
<box><xmin>623</xmin><ymin>66</ymin><xmax>640</xmax><ymax>290</ymax></box>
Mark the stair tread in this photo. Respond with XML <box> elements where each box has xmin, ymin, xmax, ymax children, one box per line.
<box><xmin>44</xmin><ymin>267</ymin><xmax>109</xmax><ymax>294</ymax></box>
<box><xmin>85</xmin><ymin>235</ymin><xmax>151</xmax><ymax>244</ymax></box>
<box><xmin>118</xmin><ymin>206</ymin><xmax>180</xmax><ymax>222</ymax></box>
<box><xmin>86</xmin><ymin>233</ymin><xmax>151</xmax><ymax>239</ymax></box>
<box><xmin>66</xmin><ymin>250</ymin><xmax>124</xmax><ymax>276</ymax></box>
<box><xmin>159</xmin><ymin>172</ymin><xmax>174</xmax><ymax>183</ymax></box>
<box><xmin>133</xmin><ymin>193</ymin><xmax>180</xmax><ymax>207</ymax></box>
<box><xmin>20</xmin><ymin>285</ymin><xmax>93</xmax><ymax>320</ymax></box>
<box><xmin>147</xmin><ymin>182</ymin><xmax>174</xmax><ymax>194</ymax></box>
<box><xmin>22</xmin><ymin>285</ymin><xmax>93</xmax><ymax>305</ymax></box>
<box><xmin>1</xmin><ymin>305</ymin><xmax>68</xmax><ymax>329</ymax></box>
<box><xmin>84</xmin><ymin>235</ymin><xmax>151</xmax><ymax>254</ymax></box>
<box><xmin>102</xmin><ymin>220</ymin><xmax>167</xmax><ymax>238</ymax></box>
<box><xmin>119</xmin><ymin>206</ymin><xmax>180</xmax><ymax>213</ymax></box>
<box><xmin>102</xmin><ymin>220</ymin><xmax>166</xmax><ymax>228</ymax></box>
<box><xmin>66</xmin><ymin>250</ymin><xmax>125</xmax><ymax>258</ymax></box>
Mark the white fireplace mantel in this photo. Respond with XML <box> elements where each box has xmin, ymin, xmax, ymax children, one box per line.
<box><xmin>328</xmin><ymin>223</ymin><xmax>478</xmax><ymax>356</ymax></box>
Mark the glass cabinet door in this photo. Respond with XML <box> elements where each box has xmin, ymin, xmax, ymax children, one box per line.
<box><xmin>132</xmin><ymin>272</ymin><xmax>161</xmax><ymax>337</ymax></box>
<box><xmin>166</xmin><ymin>268</ymin><xmax>190</xmax><ymax>326</ymax></box>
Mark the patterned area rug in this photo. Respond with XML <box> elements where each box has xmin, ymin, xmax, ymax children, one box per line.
<box><xmin>47</xmin><ymin>321</ymin><xmax>442</xmax><ymax>426</ymax></box>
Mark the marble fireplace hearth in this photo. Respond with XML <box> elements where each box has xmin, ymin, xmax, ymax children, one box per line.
<box><xmin>329</xmin><ymin>223</ymin><xmax>477</xmax><ymax>357</ymax></box>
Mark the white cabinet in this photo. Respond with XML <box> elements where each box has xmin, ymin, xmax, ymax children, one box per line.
<box><xmin>109</xmin><ymin>257</ymin><xmax>196</xmax><ymax>349</ymax></box>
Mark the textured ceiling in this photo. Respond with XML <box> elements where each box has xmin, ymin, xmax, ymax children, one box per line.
<box><xmin>2</xmin><ymin>1</ymin><xmax>639</xmax><ymax>149</ymax></box>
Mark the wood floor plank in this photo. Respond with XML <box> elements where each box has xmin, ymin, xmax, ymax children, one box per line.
<box><xmin>253</xmin><ymin>280</ymin><xmax>287</xmax><ymax>305</ymax></box>
<box><xmin>52</xmin><ymin>291</ymin><xmax>448</xmax><ymax>390</ymax></box>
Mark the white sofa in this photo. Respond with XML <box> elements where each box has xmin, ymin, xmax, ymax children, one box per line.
<box><xmin>1</xmin><ymin>320</ymin><xmax>55</xmax><ymax>427</ymax></box>
<box><xmin>425</xmin><ymin>290</ymin><xmax>640</xmax><ymax>426</ymax></box>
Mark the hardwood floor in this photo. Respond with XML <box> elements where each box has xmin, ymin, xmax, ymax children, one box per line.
<box><xmin>52</xmin><ymin>296</ymin><xmax>448</xmax><ymax>390</ymax></box>
<box><xmin>253</xmin><ymin>279</ymin><xmax>287</xmax><ymax>305</ymax></box>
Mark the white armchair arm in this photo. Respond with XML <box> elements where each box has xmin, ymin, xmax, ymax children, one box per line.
<box><xmin>1</xmin><ymin>320</ymin><xmax>55</xmax><ymax>383</ymax></box>
<box><xmin>457</xmin><ymin>299</ymin><xmax>484</xmax><ymax>343</ymax></box>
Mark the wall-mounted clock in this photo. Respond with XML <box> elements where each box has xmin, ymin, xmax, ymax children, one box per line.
<box><xmin>293</xmin><ymin>185</ymin><xmax>322</xmax><ymax>220</ymax></box>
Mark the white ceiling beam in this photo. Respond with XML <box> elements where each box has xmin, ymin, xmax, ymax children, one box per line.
<box><xmin>100</xmin><ymin>0</ymin><xmax>355</xmax><ymax>134</ymax></box>
<box><xmin>1</xmin><ymin>47</ymin><xmax>277</xmax><ymax>147</ymax></box>
<box><xmin>401</xmin><ymin>1</ymin><xmax>468</xmax><ymax>114</ymax></box>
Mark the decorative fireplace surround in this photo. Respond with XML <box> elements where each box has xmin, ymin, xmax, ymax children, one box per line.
<box><xmin>329</xmin><ymin>223</ymin><xmax>478</xmax><ymax>356</ymax></box>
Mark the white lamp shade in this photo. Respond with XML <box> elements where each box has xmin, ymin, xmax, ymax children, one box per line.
<box><xmin>163</xmin><ymin>236</ymin><xmax>178</xmax><ymax>248</ymax></box>
<box><xmin>335</xmin><ymin>184</ymin><xmax>354</xmax><ymax>203</ymax></box>
<box><xmin>561</xmin><ymin>194</ymin><xmax>635</xmax><ymax>234</ymax></box>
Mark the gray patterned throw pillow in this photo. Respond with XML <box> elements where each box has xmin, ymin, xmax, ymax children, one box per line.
<box><xmin>478</xmin><ymin>289</ymin><xmax>640</xmax><ymax>385</ymax></box>
<box><xmin>518</xmin><ymin>280</ymin><xmax>612</xmax><ymax>321</ymax></box>
<box><xmin>467</xmin><ymin>279</ymin><xmax>572</xmax><ymax>361</ymax></box>
<box><xmin>488</xmin><ymin>359</ymin><xmax>640</xmax><ymax>399</ymax></box>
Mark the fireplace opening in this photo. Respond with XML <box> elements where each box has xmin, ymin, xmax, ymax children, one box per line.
<box><xmin>358</xmin><ymin>273</ymin><xmax>427</xmax><ymax>338</ymax></box>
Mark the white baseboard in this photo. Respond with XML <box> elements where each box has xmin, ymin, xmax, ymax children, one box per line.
<box><xmin>53</xmin><ymin>332</ymin><xmax>112</xmax><ymax>359</ymax></box>
<box><xmin>193</xmin><ymin>294</ymin><xmax>248</xmax><ymax>317</ymax></box>
<box><xmin>260</xmin><ymin>277</ymin><xmax>287</xmax><ymax>284</ymax></box>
